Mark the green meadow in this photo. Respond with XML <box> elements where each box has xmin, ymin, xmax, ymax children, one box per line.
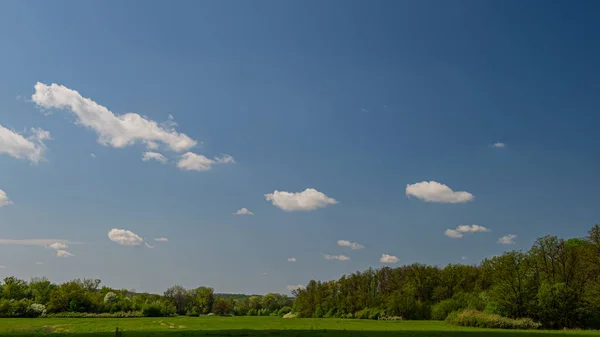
<box><xmin>0</xmin><ymin>317</ymin><xmax>597</xmax><ymax>337</ymax></box>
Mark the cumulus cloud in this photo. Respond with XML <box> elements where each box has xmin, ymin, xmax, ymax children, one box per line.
<box><xmin>32</xmin><ymin>82</ymin><xmax>197</xmax><ymax>152</ymax></box>
<box><xmin>0</xmin><ymin>124</ymin><xmax>49</xmax><ymax>163</ymax></box>
<box><xmin>287</xmin><ymin>257</ymin><xmax>297</xmax><ymax>262</ymax></box>
<box><xmin>456</xmin><ymin>224</ymin><xmax>489</xmax><ymax>233</ymax></box>
<box><xmin>108</xmin><ymin>229</ymin><xmax>144</xmax><ymax>246</ymax></box>
<box><xmin>491</xmin><ymin>142</ymin><xmax>506</xmax><ymax>148</ymax></box>
<box><xmin>444</xmin><ymin>229</ymin><xmax>464</xmax><ymax>238</ymax></box>
<box><xmin>265</xmin><ymin>188</ymin><xmax>338</xmax><ymax>211</ymax></box>
<box><xmin>144</xmin><ymin>242</ymin><xmax>154</xmax><ymax>249</ymax></box>
<box><xmin>286</xmin><ymin>284</ymin><xmax>305</xmax><ymax>291</ymax></box>
<box><xmin>380</xmin><ymin>254</ymin><xmax>399</xmax><ymax>264</ymax></box>
<box><xmin>337</xmin><ymin>240</ymin><xmax>365</xmax><ymax>250</ymax></box>
<box><xmin>323</xmin><ymin>254</ymin><xmax>350</xmax><ymax>261</ymax></box>
<box><xmin>406</xmin><ymin>181</ymin><xmax>474</xmax><ymax>203</ymax></box>
<box><xmin>142</xmin><ymin>151</ymin><xmax>168</xmax><ymax>164</ymax></box>
<box><xmin>154</xmin><ymin>237</ymin><xmax>168</xmax><ymax>242</ymax></box>
<box><xmin>498</xmin><ymin>234</ymin><xmax>517</xmax><ymax>245</ymax></box>
<box><xmin>177</xmin><ymin>152</ymin><xmax>235</xmax><ymax>171</ymax></box>
<box><xmin>445</xmin><ymin>224</ymin><xmax>490</xmax><ymax>238</ymax></box>
<box><xmin>0</xmin><ymin>189</ymin><xmax>12</xmax><ymax>207</ymax></box>
<box><xmin>56</xmin><ymin>250</ymin><xmax>74</xmax><ymax>257</ymax></box>
<box><xmin>48</xmin><ymin>242</ymin><xmax>68</xmax><ymax>250</ymax></box>
<box><xmin>234</xmin><ymin>208</ymin><xmax>254</xmax><ymax>215</ymax></box>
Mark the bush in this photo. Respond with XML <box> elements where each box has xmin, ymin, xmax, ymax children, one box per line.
<box><xmin>29</xmin><ymin>303</ymin><xmax>46</xmax><ymax>317</ymax></box>
<box><xmin>277</xmin><ymin>306</ymin><xmax>292</xmax><ymax>316</ymax></box>
<box><xmin>445</xmin><ymin>309</ymin><xmax>541</xmax><ymax>330</ymax></box>
<box><xmin>141</xmin><ymin>301</ymin><xmax>175</xmax><ymax>317</ymax></box>
<box><xmin>431</xmin><ymin>298</ymin><xmax>461</xmax><ymax>320</ymax></box>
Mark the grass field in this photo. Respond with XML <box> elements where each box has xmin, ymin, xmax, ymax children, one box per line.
<box><xmin>0</xmin><ymin>317</ymin><xmax>597</xmax><ymax>337</ymax></box>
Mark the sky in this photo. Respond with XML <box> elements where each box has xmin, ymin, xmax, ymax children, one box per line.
<box><xmin>0</xmin><ymin>0</ymin><xmax>599</xmax><ymax>295</ymax></box>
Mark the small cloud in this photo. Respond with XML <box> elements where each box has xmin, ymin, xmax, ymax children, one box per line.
<box><xmin>323</xmin><ymin>254</ymin><xmax>350</xmax><ymax>261</ymax></box>
<box><xmin>0</xmin><ymin>265</ymin><xmax>6</xmax><ymax>269</ymax></box>
<box><xmin>168</xmin><ymin>114</ymin><xmax>174</xmax><ymax>120</ymax></box>
<box><xmin>461</xmin><ymin>256</ymin><xmax>467</xmax><ymax>260</ymax></box>
<box><xmin>142</xmin><ymin>151</ymin><xmax>168</xmax><ymax>164</ymax></box>
<box><xmin>177</xmin><ymin>152</ymin><xmax>235</xmax><ymax>171</ymax></box>
<box><xmin>48</xmin><ymin>242</ymin><xmax>68</xmax><ymax>250</ymax></box>
<box><xmin>491</xmin><ymin>142</ymin><xmax>506</xmax><ymax>148</ymax></box>
<box><xmin>0</xmin><ymin>189</ymin><xmax>13</xmax><ymax>207</ymax></box>
<box><xmin>361</xmin><ymin>108</ymin><xmax>369</xmax><ymax>113</ymax></box>
<box><xmin>287</xmin><ymin>257</ymin><xmax>296</xmax><ymax>262</ymax></box>
<box><xmin>456</xmin><ymin>224</ymin><xmax>489</xmax><ymax>233</ymax></box>
<box><xmin>145</xmin><ymin>141</ymin><xmax>159</xmax><ymax>150</ymax></box>
<box><xmin>337</xmin><ymin>240</ymin><xmax>365</xmax><ymax>250</ymax></box>
<box><xmin>29</xmin><ymin>127</ymin><xmax>52</xmax><ymax>141</ymax></box>
<box><xmin>445</xmin><ymin>224</ymin><xmax>490</xmax><ymax>238</ymax></box>
<box><xmin>265</xmin><ymin>188</ymin><xmax>338</xmax><ymax>211</ymax></box>
<box><xmin>145</xmin><ymin>242</ymin><xmax>154</xmax><ymax>249</ymax></box>
<box><xmin>406</xmin><ymin>181</ymin><xmax>473</xmax><ymax>203</ymax></box>
<box><xmin>35</xmin><ymin>261</ymin><xmax>44</xmax><ymax>265</ymax></box>
<box><xmin>56</xmin><ymin>250</ymin><xmax>74</xmax><ymax>257</ymax></box>
<box><xmin>380</xmin><ymin>254</ymin><xmax>399</xmax><ymax>264</ymax></box>
<box><xmin>154</xmin><ymin>237</ymin><xmax>168</xmax><ymax>242</ymax></box>
<box><xmin>286</xmin><ymin>284</ymin><xmax>305</xmax><ymax>291</ymax></box>
<box><xmin>90</xmin><ymin>153</ymin><xmax>96</xmax><ymax>158</ymax></box>
<box><xmin>447</xmin><ymin>228</ymin><xmax>464</xmax><ymax>238</ymax></box>
<box><xmin>498</xmin><ymin>234</ymin><xmax>517</xmax><ymax>245</ymax></box>
<box><xmin>0</xmin><ymin>124</ymin><xmax>47</xmax><ymax>163</ymax></box>
<box><xmin>234</xmin><ymin>208</ymin><xmax>254</xmax><ymax>215</ymax></box>
<box><xmin>262</xmin><ymin>272</ymin><xmax>268</xmax><ymax>276</ymax></box>
<box><xmin>108</xmin><ymin>229</ymin><xmax>144</xmax><ymax>246</ymax></box>
<box><xmin>0</xmin><ymin>238</ymin><xmax>75</xmax><ymax>247</ymax></box>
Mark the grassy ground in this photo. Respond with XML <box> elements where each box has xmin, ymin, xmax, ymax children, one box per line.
<box><xmin>0</xmin><ymin>316</ymin><xmax>597</xmax><ymax>337</ymax></box>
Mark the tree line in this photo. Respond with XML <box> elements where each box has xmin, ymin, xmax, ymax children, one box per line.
<box><xmin>0</xmin><ymin>278</ymin><xmax>292</xmax><ymax>318</ymax></box>
<box><xmin>292</xmin><ymin>224</ymin><xmax>600</xmax><ymax>329</ymax></box>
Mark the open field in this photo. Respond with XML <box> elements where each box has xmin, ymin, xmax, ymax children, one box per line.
<box><xmin>0</xmin><ymin>317</ymin><xmax>597</xmax><ymax>337</ymax></box>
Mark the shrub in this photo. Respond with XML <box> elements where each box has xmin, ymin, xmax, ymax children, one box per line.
<box><xmin>45</xmin><ymin>311</ymin><xmax>143</xmax><ymax>318</ymax></box>
<box><xmin>431</xmin><ymin>298</ymin><xmax>461</xmax><ymax>320</ymax></box>
<box><xmin>29</xmin><ymin>303</ymin><xmax>46</xmax><ymax>317</ymax></box>
<box><xmin>277</xmin><ymin>306</ymin><xmax>292</xmax><ymax>316</ymax></box>
<box><xmin>445</xmin><ymin>309</ymin><xmax>541</xmax><ymax>330</ymax></box>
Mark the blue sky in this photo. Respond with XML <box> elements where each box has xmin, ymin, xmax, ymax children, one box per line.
<box><xmin>0</xmin><ymin>0</ymin><xmax>599</xmax><ymax>294</ymax></box>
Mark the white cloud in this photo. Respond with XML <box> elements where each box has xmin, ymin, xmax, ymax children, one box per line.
<box><xmin>0</xmin><ymin>124</ymin><xmax>48</xmax><ymax>163</ymax></box>
<box><xmin>491</xmin><ymin>142</ymin><xmax>505</xmax><ymax>148</ymax></box>
<box><xmin>48</xmin><ymin>242</ymin><xmax>68</xmax><ymax>250</ymax></box>
<box><xmin>31</xmin><ymin>82</ymin><xmax>197</xmax><ymax>152</ymax></box>
<box><xmin>337</xmin><ymin>240</ymin><xmax>365</xmax><ymax>250</ymax></box>
<box><xmin>265</xmin><ymin>188</ymin><xmax>338</xmax><ymax>211</ymax></box>
<box><xmin>108</xmin><ymin>229</ymin><xmax>144</xmax><ymax>246</ymax></box>
<box><xmin>154</xmin><ymin>237</ymin><xmax>168</xmax><ymax>242</ymax></box>
<box><xmin>0</xmin><ymin>265</ymin><xmax>5</xmax><ymax>269</ymax></box>
<box><xmin>444</xmin><ymin>229</ymin><xmax>464</xmax><ymax>238</ymax></box>
<box><xmin>286</xmin><ymin>284</ymin><xmax>305</xmax><ymax>291</ymax></box>
<box><xmin>445</xmin><ymin>224</ymin><xmax>489</xmax><ymax>239</ymax></box>
<box><xmin>35</xmin><ymin>262</ymin><xmax>44</xmax><ymax>265</ymax></box>
<box><xmin>30</xmin><ymin>127</ymin><xmax>52</xmax><ymax>141</ymax></box>
<box><xmin>498</xmin><ymin>234</ymin><xmax>517</xmax><ymax>245</ymax></box>
<box><xmin>456</xmin><ymin>224</ymin><xmax>489</xmax><ymax>233</ymax></box>
<box><xmin>323</xmin><ymin>254</ymin><xmax>350</xmax><ymax>261</ymax></box>
<box><xmin>406</xmin><ymin>181</ymin><xmax>474</xmax><ymax>203</ymax></box>
<box><xmin>56</xmin><ymin>250</ymin><xmax>74</xmax><ymax>257</ymax></box>
<box><xmin>380</xmin><ymin>254</ymin><xmax>399</xmax><ymax>264</ymax></box>
<box><xmin>287</xmin><ymin>257</ymin><xmax>297</xmax><ymax>262</ymax></box>
<box><xmin>0</xmin><ymin>189</ymin><xmax>13</xmax><ymax>207</ymax></box>
<box><xmin>461</xmin><ymin>256</ymin><xmax>467</xmax><ymax>260</ymax></box>
<box><xmin>90</xmin><ymin>153</ymin><xmax>96</xmax><ymax>158</ymax></box>
<box><xmin>142</xmin><ymin>151</ymin><xmax>168</xmax><ymax>164</ymax></box>
<box><xmin>177</xmin><ymin>152</ymin><xmax>235</xmax><ymax>171</ymax></box>
<box><xmin>234</xmin><ymin>208</ymin><xmax>254</xmax><ymax>215</ymax></box>
<box><xmin>144</xmin><ymin>242</ymin><xmax>154</xmax><ymax>249</ymax></box>
<box><xmin>0</xmin><ymin>239</ymin><xmax>73</xmax><ymax>247</ymax></box>
<box><xmin>145</xmin><ymin>141</ymin><xmax>159</xmax><ymax>150</ymax></box>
